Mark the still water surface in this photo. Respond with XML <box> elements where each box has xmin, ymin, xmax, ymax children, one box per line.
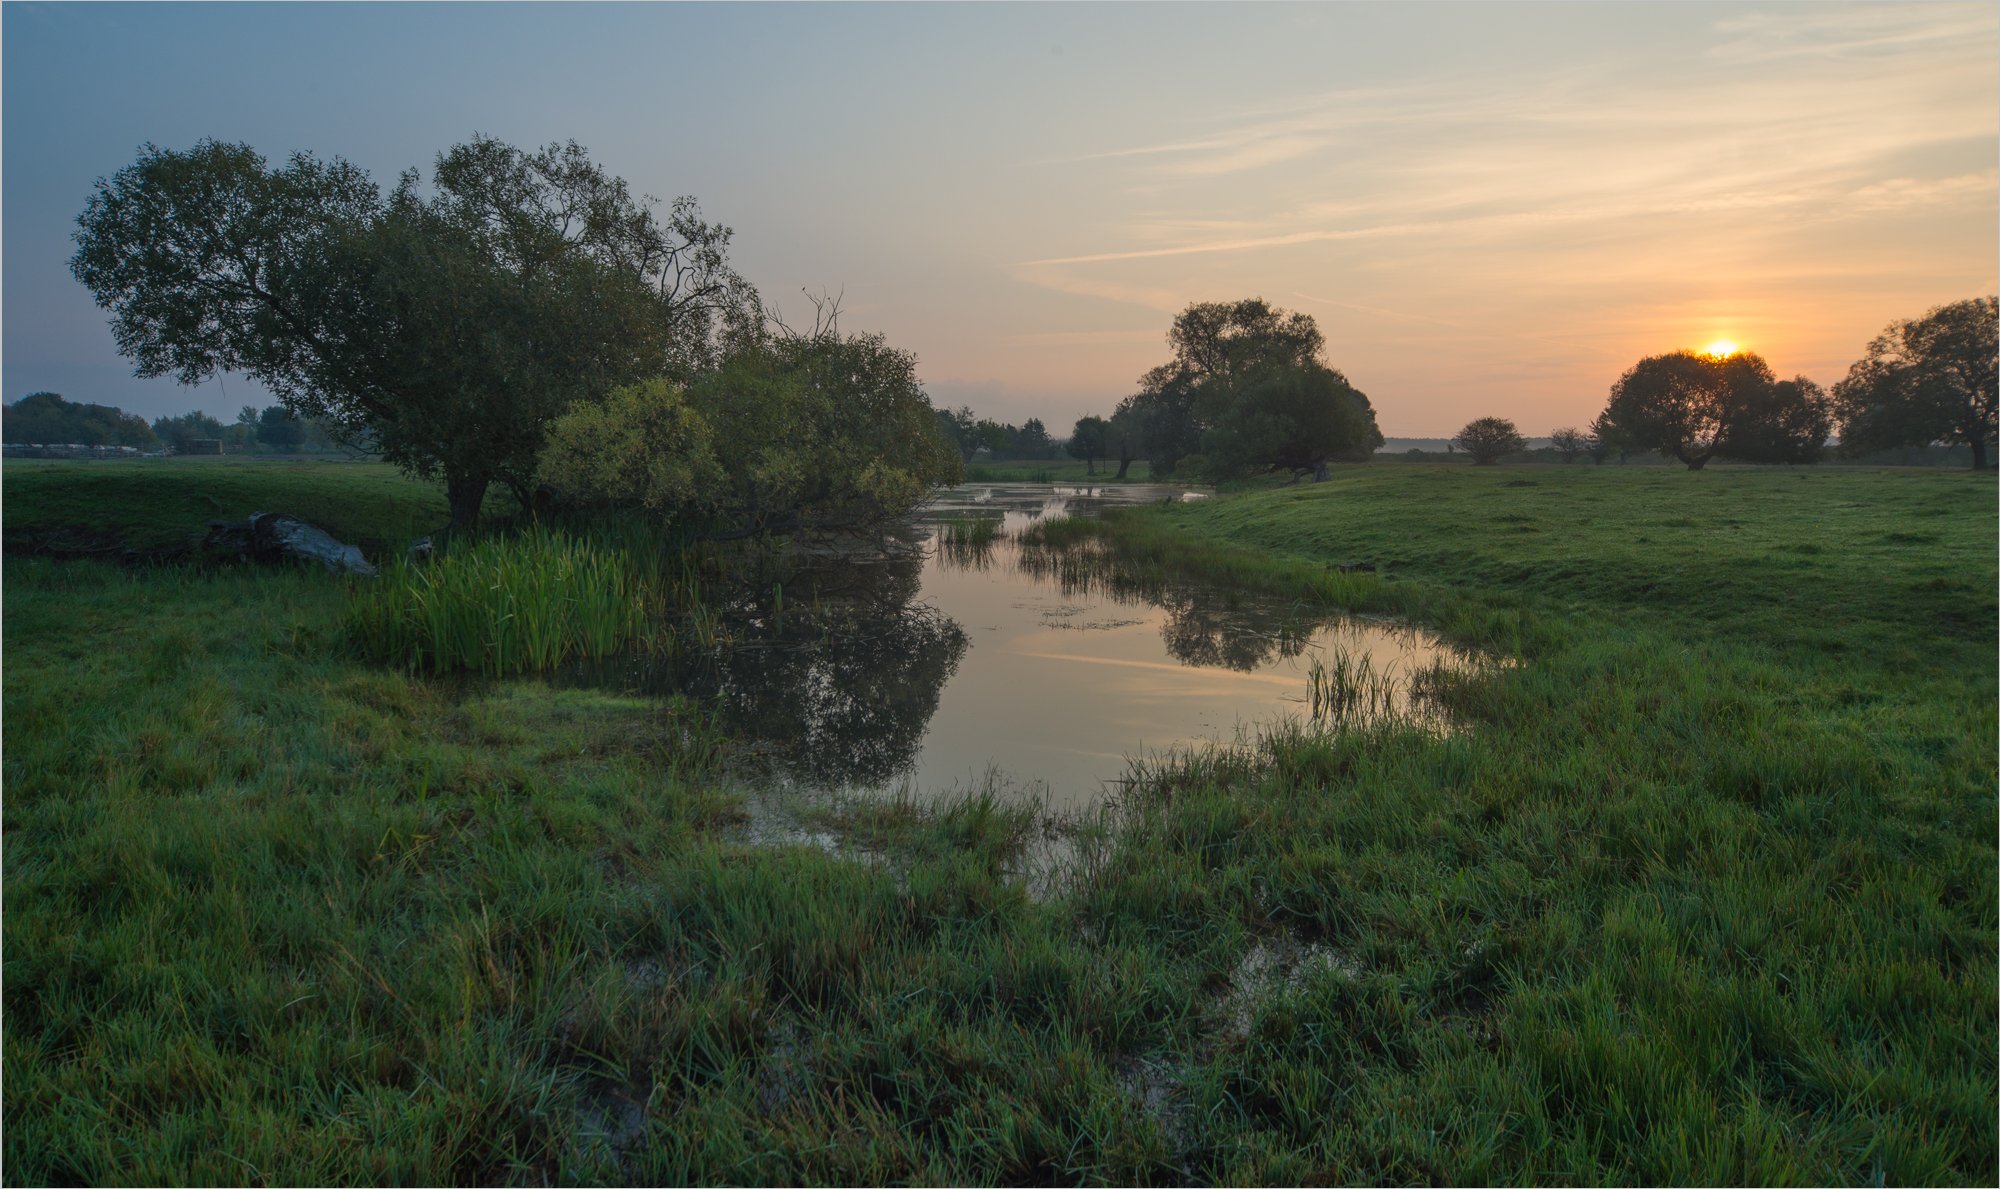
<box><xmin>587</xmin><ymin>484</ymin><xmax>1469</xmax><ymax>811</ymax></box>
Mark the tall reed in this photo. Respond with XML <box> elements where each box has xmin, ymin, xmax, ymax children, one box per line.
<box><xmin>1305</xmin><ymin>650</ymin><xmax>1401</xmax><ymax>724</ymax></box>
<box><xmin>348</xmin><ymin>526</ymin><xmax>652</xmax><ymax>676</ymax></box>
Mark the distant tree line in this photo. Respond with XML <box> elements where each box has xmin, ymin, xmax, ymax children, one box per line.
<box><xmin>933</xmin><ymin>409</ymin><xmax>1062</xmax><ymax>462</ymax></box>
<box><xmin>1447</xmin><ymin>297</ymin><xmax>1995</xmax><ymax>471</ymax></box>
<box><xmin>3</xmin><ymin>391</ymin><xmax>357</xmax><ymax>455</ymax></box>
<box><xmin>3</xmin><ymin>392</ymin><xmax>157</xmax><ymax>448</ymax></box>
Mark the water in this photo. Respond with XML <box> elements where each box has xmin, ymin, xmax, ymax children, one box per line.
<box><xmin>582</xmin><ymin>483</ymin><xmax>1475</xmax><ymax>811</ymax></box>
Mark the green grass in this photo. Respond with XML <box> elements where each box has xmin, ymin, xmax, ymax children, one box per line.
<box><xmin>962</xmin><ymin>458</ymin><xmax>1158</xmax><ymax>484</ymax></box>
<box><xmin>2</xmin><ymin>457</ymin><xmax>500</xmax><ymax>556</ymax></box>
<box><xmin>349</xmin><ymin>527</ymin><xmax>655</xmax><ymax>676</ymax></box>
<box><xmin>3</xmin><ymin>462</ymin><xmax>1994</xmax><ymax>1183</ymax></box>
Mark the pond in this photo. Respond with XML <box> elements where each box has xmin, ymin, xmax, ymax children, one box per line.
<box><xmin>576</xmin><ymin>484</ymin><xmax>1476</xmax><ymax>812</ymax></box>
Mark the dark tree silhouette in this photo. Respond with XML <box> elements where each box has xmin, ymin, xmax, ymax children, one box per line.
<box><xmin>3</xmin><ymin>392</ymin><xmax>157</xmax><ymax>447</ymax></box>
<box><xmin>1596</xmin><ymin>349</ymin><xmax>1830</xmax><ymax>470</ymax></box>
<box><xmin>1548</xmin><ymin>427</ymin><xmax>1590</xmax><ymax>463</ymax></box>
<box><xmin>1832</xmin><ymin>297</ymin><xmax>1998</xmax><ymax>470</ymax></box>
<box><xmin>1067</xmin><ymin>415</ymin><xmax>1109</xmax><ymax>475</ymax></box>
<box><xmin>1452</xmin><ymin>417</ymin><xmax>1526</xmax><ymax>465</ymax></box>
<box><xmin>1123</xmin><ymin>299</ymin><xmax>1381</xmax><ymax>481</ymax></box>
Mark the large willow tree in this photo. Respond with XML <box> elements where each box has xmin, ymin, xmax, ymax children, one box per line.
<box><xmin>72</xmin><ymin>137</ymin><xmax>758</xmax><ymax>530</ymax></box>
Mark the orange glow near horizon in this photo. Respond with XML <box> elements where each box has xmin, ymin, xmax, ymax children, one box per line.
<box><xmin>1702</xmin><ymin>339</ymin><xmax>1740</xmax><ymax>358</ymax></box>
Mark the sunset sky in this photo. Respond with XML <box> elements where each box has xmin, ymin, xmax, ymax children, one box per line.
<box><xmin>5</xmin><ymin>1</ymin><xmax>1995</xmax><ymax>436</ymax></box>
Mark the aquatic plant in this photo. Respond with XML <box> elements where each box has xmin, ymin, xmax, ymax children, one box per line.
<box><xmin>1305</xmin><ymin>650</ymin><xmax>1401</xmax><ymax>724</ymax></box>
<box><xmin>933</xmin><ymin>514</ymin><xmax>1006</xmax><ymax>570</ymax></box>
<box><xmin>347</xmin><ymin>526</ymin><xmax>652</xmax><ymax>675</ymax></box>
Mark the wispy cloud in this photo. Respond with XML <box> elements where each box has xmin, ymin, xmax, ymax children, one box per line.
<box><xmin>1015</xmin><ymin>3</ymin><xmax>1994</xmax><ymax>310</ymax></box>
<box><xmin>1707</xmin><ymin>4</ymin><xmax>1997</xmax><ymax>64</ymax></box>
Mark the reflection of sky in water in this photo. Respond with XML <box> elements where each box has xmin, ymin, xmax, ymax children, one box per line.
<box><xmin>589</xmin><ymin>484</ymin><xmax>1471</xmax><ymax>812</ymax></box>
<box><xmin>911</xmin><ymin>493</ymin><xmax>1460</xmax><ymax>810</ymax></box>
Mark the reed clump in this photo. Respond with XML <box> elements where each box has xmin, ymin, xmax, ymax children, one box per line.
<box><xmin>1305</xmin><ymin>650</ymin><xmax>1400</xmax><ymax>723</ymax></box>
<box><xmin>348</xmin><ymin>526</ymin><xmax>652</xmax><ymax>675</ymax></box>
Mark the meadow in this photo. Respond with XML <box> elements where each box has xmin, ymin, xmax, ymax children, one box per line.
<box><xmin>3</xmin><ymin>458</ymin><xmax>1993</xmax><ymax>1184</ymax></box>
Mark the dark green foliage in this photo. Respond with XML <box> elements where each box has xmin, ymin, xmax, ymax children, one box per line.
<box><xmin>1012</xmin><ymin>417</ymin><xmax>1058</xmax><ymax>460</ymax></box>
<box><xmin>1116</xmin><ymin>364</ymin><xmax>1202</xmax><ymax>476</ymax></box>
<box><xmin>2</xmin><ymin>392</ymin><xmax>158</xmax><ymax>447</ymax></box>
<box><xmin>1122</xmin><ymin>299</ymin><xmax>1382</xmax><ymax>481</ymax></box>
<box><xmin>1200</xmin><ymin>361</ymin><xmax>1381</xmax><ymax>480</ymax></box>
<box><xmin>934</xmin><ymin>404</ymin><xmax>979</xmax><ymax>462</ymax></box>
<box><xmin>150</xmin><ymin>411</ymin><xmax>226</xmax><ymax>452</ymax></box>
<box><xmin>1597</xmin><ymin>349</ymin><xmax>1832</xmax><ymax>469</ymax></box>
<box><xmin>539</xmin><ymin>326</ymin><xmax>963</xmax><ymax>536</ymax></box>
<box><xmin>1834</xmin><ymin>296</ymin><xmax>1998</xmax><ymax>470</ymax></box>
<box><xmin>1067</xmin><ymin>415</ymin><xmax>1109</xmax><ymax>474</ymax></box>
<box><xmin>1453</xmin><ymin>416</ymin><xmax>1527</xmax><ymax>464</ymax></box>
<box><xmin>255</xmin><ymin>404</ymin><xmax>307</xmax><ymax>451</ymax></box>
<box><xmin>70</xmin><ymin>137</ymin><xmax>756</xmax><ymax>531</ymax></box>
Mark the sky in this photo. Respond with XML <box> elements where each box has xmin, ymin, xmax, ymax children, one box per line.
<box><xmin>4</xmin><ymin>1</ymin><xmax>1995</xmax><ymax>436</ymax></box>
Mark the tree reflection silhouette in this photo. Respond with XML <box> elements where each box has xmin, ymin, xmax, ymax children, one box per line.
<box><xmin>646</xmin><ymin>549</ymin><xmax>968</xmax><ymax>787</ymax></box>
<box><xmin>1015</xmin><ymin>540</ymin><xmax>1326</xmax><ymax>672</ymax></box>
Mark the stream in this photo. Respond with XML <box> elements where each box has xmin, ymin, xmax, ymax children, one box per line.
<box><xmin>574</xmin><ymin>483</ymin><xmax>1474</xmax><ymax>812</ymax></box>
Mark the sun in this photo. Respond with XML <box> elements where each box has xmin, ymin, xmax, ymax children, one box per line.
<box><xmin>1702</xmin><ymin>339</ymin><xmax>1739</xmax><ymax>358</ymax></box>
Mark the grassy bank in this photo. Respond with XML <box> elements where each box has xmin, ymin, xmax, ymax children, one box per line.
<box><xmin>4</xmin><ymin>463</ymin><xmax>1994</xmax><ymax>1183</ymax></box>
<box><xmin>1</xmin><ymin>457</ymin><xmax>500</xmax><ymax>556</ymax></box>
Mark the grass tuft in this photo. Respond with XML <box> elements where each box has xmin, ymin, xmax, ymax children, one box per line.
<box><xmin>347</xmin><ymin>526</ymin><xmax>652</xmax><ymax>676</ymax></box>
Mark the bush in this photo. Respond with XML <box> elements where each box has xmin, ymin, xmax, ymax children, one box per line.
<box><xmin>1452</xmin><ymin>417</ymin><xmax>1527</xmax><ymax>465</ymax></box>
<box><xmin>348</xmin><ymin>527</ymin><xmax>650</xmax><ymax>675</ymax></box>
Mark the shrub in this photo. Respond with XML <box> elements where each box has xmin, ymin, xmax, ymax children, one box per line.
<box><xmin>1452</xmin><ymin>417</ymin><xmax>1527</xmax><ymax>465</ymax></box>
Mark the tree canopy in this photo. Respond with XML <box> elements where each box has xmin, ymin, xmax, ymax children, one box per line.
<box><xmin>151</xmin><ymin>411</ymin><xmax>226</xmax><ymax>452</ymax></box>
<box><xmin>537</xmin><ymin>322</ymin><xmax>961</xmax><ymax>537</ymax></box>
<box><xmin>1066</xmin><ymin>415</ymin><xmax>1109</xmax><ymax>474</ymax></box>
<box><xmin>1548</xmin><ymin>427</ymin><xmax>1591</xmax><ymax>463</ymax></box>
<box><xmin>2</xmin><ymin>392</ymin><xmax>157</xmax><ymax>448</ymax></box>
<box><xmin>1595</xmin><ymin>349</ymin><xmax>1830</xmax><ymax>470</ymax></box>
<box><xmin>1832</xmin><ymin>297</ymin><xmax>1998</xmax><ymax>470</ymax></box>
<box><xmin>1117</xmin><ymin>299</ymin><xmax>1381</xmax><ymax>481</ymax></box>
<box><xmin>71</xmin><ymin>137</ymin><xmax>757</xmax><ymax>529</ymax></box>
<box><xmin>1452</xmin><ymin>417</ymin><xmax>1526</xmax><ymax>465</ymax></box>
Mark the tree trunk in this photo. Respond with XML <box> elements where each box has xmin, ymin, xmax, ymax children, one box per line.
<box><xmin>1085</xmin><ymin>456</ymin><xmax>1095</xmax><ymax>476</ymax></box>
<box><xmin>446</xmin><ymin>470</ymin><xmax>490</xmax><ymax>534</ymax></box>
<box><xmin>1114</xmin><ymin>457</ymin><xmax>1132</xmax><ymax>480</ymax></box>
<box><xmin>502</xmin><ymin>475</ymin><xmax>536</xmax><ymax>518</ymax></box>
<box><xmin>1972</xmin><ymin>438</ymin><xmax>1989</xmax><ymax>471</ymax></box>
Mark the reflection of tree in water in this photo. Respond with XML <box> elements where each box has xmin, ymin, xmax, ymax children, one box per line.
<box><xmin>678</xmin><ymin>549</ymin><xmax>967</xmax><ymax>787</ymax></box>
<box><xmin>1016</xmin><ymin>539</ymin><xmax>1328</xmax><ymax>672</ymax></box>
<box><xmin>1155</xmin><ymin>589</ymin><xmax>1315</xmax><ymax>671</ymax></box>
<box><xmin>695</xmin><ymin>607</ymin><xmax>967</xmax><ymax>787</ymax></box>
